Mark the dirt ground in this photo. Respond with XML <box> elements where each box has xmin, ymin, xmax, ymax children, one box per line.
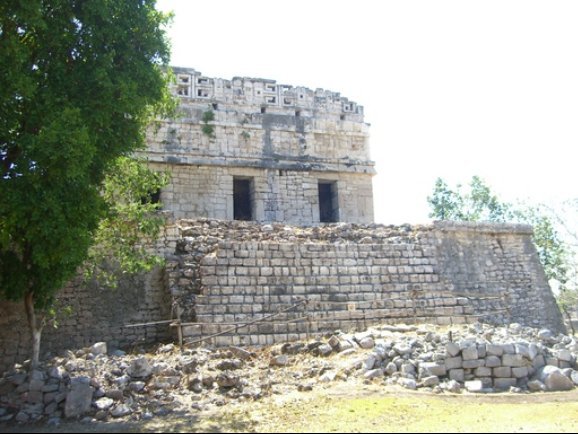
<box><xmin>4</xmin><ymin>384</ymin><xmax>578</xmax><ymax>433</ymax></box>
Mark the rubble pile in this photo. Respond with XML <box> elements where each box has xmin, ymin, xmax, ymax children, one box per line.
<box><xmin>1</xmin><ymin>322</ymin><xmax>577</xmax><ymax>427</ymax></box>
<box><xmin>177</xmin><ymin>218</ymin><xmax>428</xmax><ymax>246</ymax></box>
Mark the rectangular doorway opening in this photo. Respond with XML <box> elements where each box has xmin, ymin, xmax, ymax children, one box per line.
<box><xmin>318</xmin><ymin>181</ymin><xmax>339</xmax><ymax>223</ymax></box>
<box><xmin>234</xmin><ymin>177</ymin><xmax>254</xmax><ymax>221</ymax></box>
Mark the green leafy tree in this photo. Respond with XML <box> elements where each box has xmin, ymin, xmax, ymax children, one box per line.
<box><xmin>86</xmin><ymin>157</ymin><xmax>170</xmax><ymax>288</ymax></box>
<box><xmin>428</xmin><ymin>176</ymin><xmax>511</xmax><ymax>222</ymax></box>
<box><xmin>0</xmin><ymin>1</ymin><xmax>174</xmax><ymax>368</ymax></box>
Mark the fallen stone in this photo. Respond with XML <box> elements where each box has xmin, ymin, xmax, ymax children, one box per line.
<box><xmin>419</xmin><ymin>362</ymin><xmax>447</xmax><ymax>377</ymax></box>
<box><xmin>317</xmin><ymin>344</ymin><xmax>333</xmax><ymax>357</ymax></box>
<box><xmin>420</xmin><ymin>376</ymin><xmax>440</xmax><ymax>387</ymax></box>
<box><xmin>90</xmin><ymin>342</ymin><xmax>107</xmax><ymax>356</ymax></box>
<box><xmin>128</xmin><ymin>357</ymin><xmax>152</xmax><ymax>378</ymax></box>
<box><xmin>328</xmin><ymin>335</ymin><xmax>341</xmax><ymax>349</ymax></box>
<box><xmin>400</xmin><ymin>362</ymin><xmax>416</xmax><ymax>377</ymax></box>
<box><xmin>337</xmin><ymin>339</ymin><xmax>354</xmax><ymax>353</ymax></box>
<box><xmin>465</xmin><ymin>380</ymin><xmax>484</xmax><ymax>393</ymax></box>
<box><xmin>384</xmin><ymin>362</ymin><xmax>397</xmax><ymax>375</ymax></box>
<box><xmin>229</xmin><ymin>346</ymin><xmax>254</xmax><ymax>360</ymax></box>
<box><xmin>537</xmin><ymin>366</ymin><xmax>574</xmax><ymax>391</ymax></box>
<box><xmin>297</xmin><ymin>383</ymin><xmax>314</xmax><ymax>392</ymax></box>
<box><xmin>94</xmin><ymin>411</ymin><xmax>108</xmax><ymax>421</ymax></box>
<box><xmin>111</xmin><ymin>404</ymin><xmax>132</xmax><ymax>418</ymax></box>
<box><xmin>64</xmin><ymin>377</ymin><xmax>94</xmax><ymax>419</ymax></box>
<box><xmin>339</xmin><ymin>348</ymin><xmax>357</xmax><ymax>358</ymax></box>
<box><xmin>105</xmin><ymin>389</ymin><xmax>124</xmax><ymax>401</ymax></box>
<box><xmin>94</xmin><ymin>397</ymin><xmax>114</xmax><ymax>411</ymax></box>
<box><xmin>555</xmin><ymin>350</ymin><xmax>574</xmax><ymax>363</ymax></box>
<box><xmin>571</xmin><ymin>370</ymin><xmax>578</xmax><ymax>386</ymax></box>
<box><xmin>149</xmin><ymin>376</ymin><xmax>180</xmax><ymax>390</ymax></box>
<box><xmin>363</xmin><ymin>368</ymin><xmax>384</xmax><ymax>380</ymax></box>
<box><xmin>393</xmin><ymin>343</ymin><xmax>412</xmax><ymax>355</ymax></box>
<box><xmin>157</xmin><ymin>343</ymin><xmax>175</xmax><ymax>353</ymax></box>
<box><xmin>216</xmin><ymin>373</ymin><xmax>240</xmax><ymax>388</ymax></box>
<box><xmin>129</xmin><ymin>381</ymin><xmax>146</xmax><ymax>393</ymax></box>
<box><xmin>362</xmin><ymin>355</ymin><xmax>377</xmax><ymax>371</ymax></box>
<box><xmin>398</xmin><ymin>378</ymin><xmax>417</xmax><ymax>390</ymax></box>
<box><xmin>114</xmin><ymin>374</ymin><xmax>131</xmax><ymax>388</ymax></box>
<box><xmin>15</xmin><ymin>411</ymin><xmax>29</xmax><ymax>423</ymax></box>
<box><xmin>358</xmin><ymin>337</ymin><xmax>375</xmax><ymax>349</ymax></box>
<box><xmin>319</xmin><ymin>371</ymin><xmax>337</xmax><ymax>383</ymax></box>
<box><xmin>443</xmin><ymin>380</ymin><xmax>462</xmax><ymax>393</ymax></box>
<box><xmin>270</xmin><ymin>355</ymin><xmax>290</xmax><ymax>367</ymax></box>
<box><xmin>537</xmin><ymin>329</ymin><xmax>555</xmax><ymax>342</ymax></box>
<box><xmin>217</xmin><ymin>359</ymin><xmax>244</xmax><ymax>370</ymax></box>
<box><xmin>528</xmin><ymin>379</ymin><xmax>546</xmax><ymax>392</ymax></box>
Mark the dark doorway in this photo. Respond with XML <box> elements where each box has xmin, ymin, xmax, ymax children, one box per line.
<box><xmin>318</xmin><ymin>181</ymin><xmax>339</xmax><ymax>223</ymax></box>
<box><xmin>234</xmin><ymin>178</ymin><xmax>253</xmax><ymax>220</ymax></box>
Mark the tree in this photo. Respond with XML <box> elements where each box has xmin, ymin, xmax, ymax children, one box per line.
<box><xmin>86</xmin><ymin>157</ymin><xmax>169</xmax><ymax>288</ymax></box>
<box><xmin>428</xmin><ymin>176</ymin><xmax>511</xmax><ymax>222</ymax></box>
<box><xmin>0</xmin><ymin>1</ymin><xmax>173</xmax><ymax>368</ymax></box>
<box><xmin>427</xmin><ymin>176</ymin><xmax>570</xmax><ymax>292</ymax></box>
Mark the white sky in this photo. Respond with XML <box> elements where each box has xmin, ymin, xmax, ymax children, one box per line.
<box><xmin>156</xmin><ymin>0</ymin><xmax>578</xmax><ymax>224</ymax></box>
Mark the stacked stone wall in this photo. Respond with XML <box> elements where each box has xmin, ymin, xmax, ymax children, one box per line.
<box><xmin>168</xmin><ymin>220</ymin><xmax>565</xmax><ymax>347</ymax></box>
<box><xmin>142</xmin><ymin>67</ymin><xmax>375</xmax><ymax>225</ymax></box>
<box><xmin>0</xmin><ymin>222</ymin><xmax>180</xmax><ymax>373</ymax></box>
<box><xmin>0</xmin><ymin>219</ymin><xmax>565</xmax><ymax>373</ymax></box>
<box><xmin>149</xmin><ymin>163</ymin><xmax>373</xmax><ymax>224</ymax></box>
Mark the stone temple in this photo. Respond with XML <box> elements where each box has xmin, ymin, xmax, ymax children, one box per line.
<box><xmin>143</xmin><ymin>67</ymin><xmax>375</xmax><ymax>225</ymax></box>
<box><xmin>0</xmin><ymin>67</ymin><xmax>566</xmax><ymax>373</ymax></box>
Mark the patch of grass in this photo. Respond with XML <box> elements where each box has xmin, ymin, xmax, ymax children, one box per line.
<box><xmin>254</xmin><ymin>394</ymin><xmax>578</xmax><ymax>433</ymax></box>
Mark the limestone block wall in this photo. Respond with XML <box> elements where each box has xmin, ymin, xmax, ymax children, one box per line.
<box><xmin>141</xmin><ymin>67</ymin><xmax>375</xmax><ymax>225</ymax></box>
<box><xmin>0</xmin><ymin>219</ymin><xmax>564</xmax><ymax>373</ymax></box>
<box><xmin>149</xmin><ymin>163</ymin><xmax>374</xmax><ymax>224</ymax></box>
<box><xmin>0</xmin><ymin>222</ymin><xmax>180</xmax><ymax>373</ymax></box>
<box><xmin>168</xmin><ymin>220</ymin><xmax>564</xmax><ymax>347</ymax></box>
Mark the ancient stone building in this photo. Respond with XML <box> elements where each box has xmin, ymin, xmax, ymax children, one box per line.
<box><xmin>142</xmin><ymin>67</ymin><xmax>375</xmax><ymax>224</ymax></box>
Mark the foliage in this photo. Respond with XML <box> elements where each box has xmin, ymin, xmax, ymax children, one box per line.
<box><xmin>201</xmin><ymin>109</ymin><xmax>215</xmax><ymax>137</ymax></box>
<box><xmin>428</xmin><ymin>176</ymin><xmax>511</xmax><ymax>222</ymax></box>
<box><xmin>85</xmin><ymin>157</ymin><xmax>169</xmax><ymax>288</ymax></box>
<box><xmin>427</xmin><ymin>176</ymin><xmax>570</xmax><ymax>291</ymax></box>
<box><xmin>0</xmin><ymin>0</ymin><xmax>174</xmax><ymax>366</ymax></box>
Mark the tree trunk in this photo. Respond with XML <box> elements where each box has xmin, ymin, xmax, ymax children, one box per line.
<box><xmin>24</xmin><ymin>291</ymin><xmax>44</xmax><ymax>370</ymax></box>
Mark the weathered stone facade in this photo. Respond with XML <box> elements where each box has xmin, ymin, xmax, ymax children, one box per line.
<box><xmin>167</xmin><ymin>220</ymin><xmax>565</xmax><ymax>347</ymax></box>
<box><xmin>0</xmin><ymin>220</ymin><xmax>565</xmax><ymax>372</ymax></box>
<box><xmin>142</xmin><ymin>67</ymin><xmax>375</xmax><ymax>224</ymax></box>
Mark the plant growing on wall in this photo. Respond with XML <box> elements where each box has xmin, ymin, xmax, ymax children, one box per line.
<box><xmin>0</xmin><ymin>1</ymin><xmax>174</xmax><ymax>369</ymax></box>
<box><xmin>201</xmin><ymin>109</ymin><xmax>216</xmax><ymax>138</ymax></box>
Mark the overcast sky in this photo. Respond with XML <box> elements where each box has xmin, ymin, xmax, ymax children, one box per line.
<box><xmin>156</xmin><ymin>0</ymin><xmax>578</xmax><ymax>224</ymax></box>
